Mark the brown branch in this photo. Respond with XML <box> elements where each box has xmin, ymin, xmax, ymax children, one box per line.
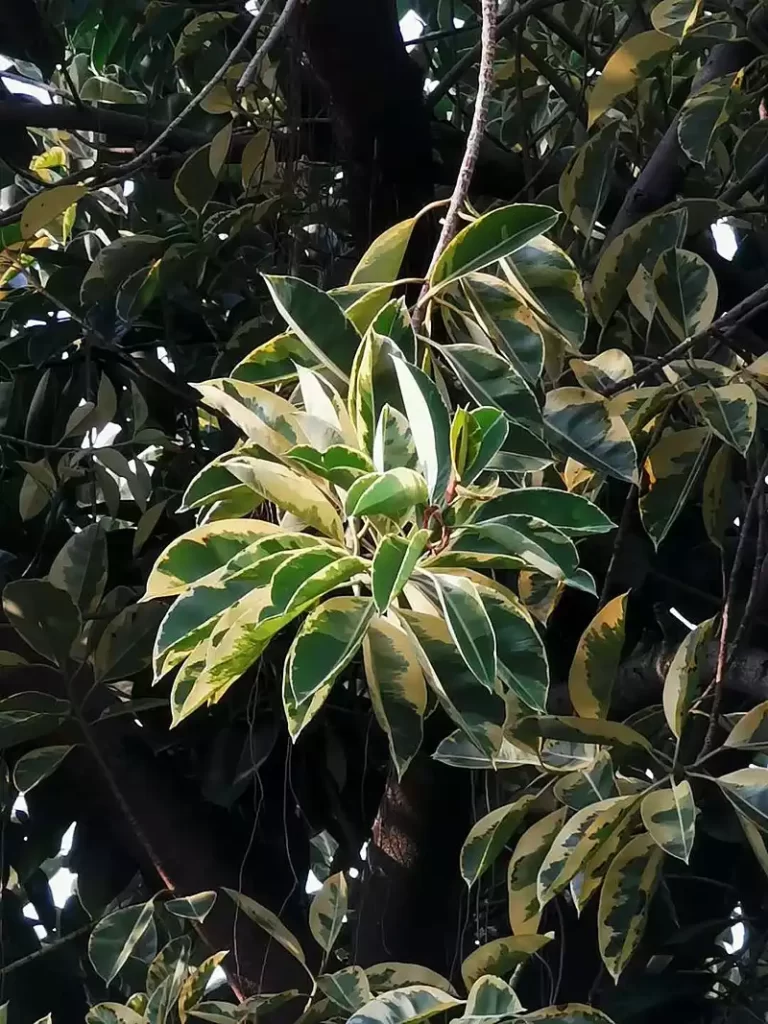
<box><xmin>703</xmin><ymin>452</ymin><xmax>768</xmax><ymax>754</ymax></box>
<box><xmin>413</xmin><ymin>0</ymin><xmax>498</xmax><ymax>334</ymax></box>
<box><xmin>0</xmin><ymin>923</ymin><xmax>92</xmax><ymax>978</ymax></box>
<box><xmin>604</xmin><ymin>279</ymin><xmax>768</xmax><ymax>396</ymax></box>
<box><xmin>236</xmin><ymin>0</ymin><xmax>299</xmax><ymax>94</ymax></box>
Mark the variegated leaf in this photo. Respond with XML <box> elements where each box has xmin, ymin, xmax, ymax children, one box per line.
<box><xmin>662</xmin><ymin>617</ymin><xmax>716</xmax><ymax>738</ymax></box>
<box><xmin>639</xmin><ymin>427</ymin><xmax>711</xmax><ymax>549</ymax></box>
<box><xmin>641</xmin><ymin>779</ymin><xmax>696</xmax><ymax>862</ymax></box>
<box><xmin>725</xmin><ymin>701</ymin><xmax>768</xmax><ymax>751</ymax></box>
<box><xmin>588</xmin><ymin>31</ymin><xmax>677</xmax><ymax>128</ymax></box>
<box><xmin>652</xmin><ymin>248</ymin><xmax>717</xmax><ymax>340</ymax></box>
<box><xmin>507</xmin><ymin>807</ymin><xmax>568</xmax><ymax>935</ymax></box>
<box><xmin>689</xmin><ymin>384</ymin><xmax>756</xmax><ymax>456</ymax></box>
<box><xmin>560</xmin><ymin>121</ymin><xmax>621</xmax><ymax>242</ymax></box>
<box><xmin>349</xmin><ymin>987</ymin><xmax>462</xmax><ymax>1024</ymax></box>
<box><xmin>461</xmin><ymin>934</ymin><xmax>552</xmax><ymax>990</ymax></box>
<box><xmin>568</xmin><ymin>592</ymin><xmax>628</xmax><ymax>719</ymax></box>
<box><xmin>318</xmin><ymin>966</ymin><xmax>373</xmax><ymax>1012</ymax></box>
<box><xmin>309</xmin><ymin>871</ymin><xmax>348</xmax><ymax>953</ymax></box>
<box><xmin>372</xmin><ymin>531</ymin><xmax>429</xmax><ymax>613</ymax></box>
<box><xmin>543</xmin><ymin>389</ymin><xmax>638</xmax><ymax>484</ymax></box>
<box><xmin>461</xmin><ymin>793</ymin><xmax>537</xmax><ymax>888</ymax></box>
<box><xmin>717</xmin><ymin>767</ymin><xmax>768</xmax><ymax>832</ymax></box>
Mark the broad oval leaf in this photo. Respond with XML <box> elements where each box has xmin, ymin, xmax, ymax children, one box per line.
<box><xmin>263</xmin><ymin>274</ymin><xmax>360</xmax><ymax>382</ymax></box>
<box><xmin>349</xmin><ymin>987</ymin><xmax>462</xmax><ymax>1024</ymax></box>
<box><xmin>364</xmin><ymin>616</ymin><xmax>427</xmax><ymax>779</ymax></box>
<box><xmin>689</xmin><ymin>384</ymin><xmax>756</xmax><ymax>456</ymax></box>
<box><xmin>351</xmin><ymin>216</ymin><xmax>417</xmax><ymax>285</ymax></box>
<box><xmin>725</xmin><ymin>701</ymin><xmax>768</xmax><ymax>751</ymax></box>
<box><xmin>507</xmin><ymin>808</ymin><xmax>568</xmax><ymax>935</ymax></box>
<box><xmin>553</xmin><ymin>751</ymin><xmax>618</xmax><ymax>811</ymax></box>
<box><xmin>372</xmin><ymin>531</ymin><xmax>429</xmax><ymax>613</ymax></box>
<box><xmin>461</xmin><ymin>273</ymin><xmax>544</xmax><ymax>384</ymax></box>
<box><xmin>473</xmin><ymin>488</ymin><xmax>614</xmax><ymax>536</ymax></box>
<box><xmin>479</xmin><ymin>587</ymin><xmax>549</xmax><ymax>712</ymax></box>
<box><xmin>568</xmin><ymin>592</ymin><xmax>628</xmax><ymax>719</ymax></box>
<box><xmin>597</xmin><ymin>833</ymin><xmax>663</xmax><ymax>980</ymax></box>
<box><xmin>3</xmin><ymin>579</ymin><xmax>80</xmax><ymax>668</ymax></box>
<box><xmin>464</xmin><ymin>974</ymin><xmax>523</xmax><ymax>1018</ymax></box>
<box><xmin>662</xmin><ymin>616</ymin><xmax>716</xmax><ymax>738</ymax></box>
<box><xmin>365</xmin><ymin>964</ymin><xmax>457</xmax><ymax>996</ymax></box>
<box><xmin>543</xmin><ymin>389</ymin><xmax>637</xmax><ymax>484</ymax></box>
<box><xmin>94</xmin><ymin>603</ymin><xmax>166</xmax><ymax>683</ymax></box>
<box><xmin>21</xmin><ymin>184</ymin><xmax>86</xmax><ymax>238</ymax></box>
<box><xmin>222</xmin><ymin>888</ymin><xmax>308</xmax><ymax>968</ymax></box>
<box><xmin>524</xmin><ymin>1005</ymin><xmax>617</xmax><ymax>1024</ymax></box>
<box><xmin>309</xmin><ymin>871</ymin><xmax>348</xmax><ymax>953</ymax></box>
<box><xmin>319</xmin><ymin>967</ymin><xmax>373</xmax><ymax>1013</ymax></box>
<box><xmin>49</xmin><ymin>524</ymin><xmax>108</xmax><ymax>615</ymax></box>
<box><xmin>346</xmin><ymin>469</ymin><xmax>428</xmax><ymax>519</ymax></box>
<box><xmin>0</xmin><ymin>692</ymin><xmax>70</xmax><ymax>750</ymax></box>
<box><xmin>89</xmin><ymin>900</ymin><xmax>155</xmax><ymax>984</ymax></box>
<box><xmin>677</xmin><ymin>74</ymin><xmax>737</xmax><ymax>166</ymax></box>
<box><xmin>717</xmin><ymin>767</ymin><xmax>768</xmax><ymax>832</ymax></box>
<box><xmin>392</xmin><ymin>357</ymin><xmax>452</xmax><ymax>502</ymax></box>
<box><xmin>285</xmin><ymin>597</ymin><xmax>374</xmax><ymax>709</ymax></box>
<box><xmin>588</xmin><ymin>31</ymin><xmax>677</xmax><ymax>128</ymax></box>
<box><xmin>639</xmin><ymin>427</ymin><xmax>711</xmax><ymax>549</ymax></box>
<box><xmin>429</xmin><ymin>205</ymin><xmax>559</xmax><ymax>293</ymax></box>
<box><xmin>652</xmin><ymin>248</ymin><xmax>718</xmax><ymax>340</ymax></box>
<box><xmin>461</xmin><ymin>934</ymin><xmax>552</xmax><ymax>990</ymax></box>
<box><xmin>641</xmin><ymin>780</ymin><xmax>696</xmax><ymax>862</ymax></box>
<box><xmin>13</xmin><ymin>745</ymin><xmax>73</xmax><ymax>794</ymax></box>
<box><xmin>165</xmin><ymin>891</ymin><xmax>217</xmax><ymax>922</ymax></box>
<box><xmin>438</xmin><ymin>343</ymin><xmax>541</xmax><ymax>431</ymax></box>
<box><xmin>559</xmin><ymin>121</ymin><xmax>622</xmax><ymax>241</ymax></box>
<box><xmin>461</xmin><ymin>793</ymin><xmax>537</xmax><ymax>888</ymax></box>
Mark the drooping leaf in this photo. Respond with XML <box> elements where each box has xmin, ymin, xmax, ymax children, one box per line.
<box><xmin>597</xmin><ymin>833</ymin><xmax>663</xmax><ymax>980</ymax></box>
<box><xmin>93</xmin><ymin>603</ymin><xmax>166</xmax><ymax>682</ymax></box>
<box><xmin>503</xmin><ymin>236</ymin><xmax>588</xmax><ymax>349</ymax></box>
<box><xmin>438</xmin><ymin>343</ymin><xmax>541</xmax><ymax>431</ymax></box>
<box><xmin>263</xmin><ymin>275</ymin><xmax>360</xmax><ymax>382</ymax></box>
<box><xmin>3</xmin><ymin>579</ymin><xmax>80</xmax><ymax>668</ymax></box>
<box><xmin>428</xmin><ymin>205</ymin><xmax>560</xmax><ymax>294</ymax></box>
<box><xmin>662</xmin><ymin>617</ymin><xmax>716</xmax><ymax>738</ymax></box>
<box><xmin>345</xmin><ymin>469</ymin><xmax>428</xmax><ymax>519</ymax></box>
<box><xmin>351</xmin><ymin>216</ymin><xmax>417</xmax><ymax>285</ymax></box>
<box><xmin>560</xmin><ymin>121</ymin><xmax>622</xmax><ymax>241</ymax></box>
<box><xmin>372</xmin><ymin>531</ymin><xmax>429</xmax><ymax>613</ymax></box>
<box><xmin>455</xmin><ymin>516</ymin><xmax>578</xmax><ymax>582</ymax></box>
<box><xmin>717</xmin><ymin>767</ymin><xmax>768</xmax><ymax>832</ymax></box>
<box><xmin>89</xmin><ymin>901</ymin><xmax>156</xmax><ymax>984</ymax></box>
<box><xmin>677</xmin><ymin>73</ymin><xmax>738</xmax><ymax>166</ymax></box>
<box><xmin>479</xmin><ymin>587</ymin><xmax>549</xmax><ymax>712</ymax></box>
<box><xmin>473</xmin><ymin>489</ymin><xmax>614</xmax><ymax>536</ymax></box>
<box><xmin>0</xmin><ymin>692</ymin><xmax>70</xmax><ymax>750</ymax></box>
<box><xmin>13</xmin><ymin>745</ymin><xmax>73</xmax><ymax>794</ymax></box>
<box><xmin>689</xmin><ymin>384</ymin><xmax>756</xmax><ymax>456</ymax></box>
<box><xmin>702</xmin><ymin>445</ymin><xmax>735</xmax><ymax>551</ymax></box>
<box><xmin>364</xmin><ymin>616</ymin><xmax>427</xmax><ymax>778</ymax></box>
<box><xmin>462</xmin><ymin>274</ymin><xmax>544</xmax><ymax>384</ymax></box>
<box><xmin>650</xmin><ymin>0</ymin><xmax>698</xmax><ymax>36</ymax></box>
<box><xmin>543</xmin><ymin>389</ymin><xmax>638</xmax><ymax>484</ymax></box>
<box><xmin>392</xmin><ymin>357</ymin><xmax>452</xmax><ymax>502</ymax></box>
<box><xmin>48</xmin><ymin>524</ymin><xmax>108</xmax><ymax>615</ymax></box>
<box><xmin>641</xmin><ymin>780</ymin><xmax>697</xmax><ymax>862</ymax></box>
<box><xmin>553</xmin><ymin>751</ymin><xmax>618</xmax><ymax>811</ymax></box>
<box><xmin>223</xmin><ymin>888</ymin><xmax>308</xmax><ymax>967</ymax></box>
<box><xmin>461</xmin><ymin>935</ymin><xmax>552</xmax><ymax>990</ymax></box>
<box><xmin>174</xmin><ymin>145</ymin><xmax>217</xmax><ymax>213</ymax></box>
<box><xmin>461</xmin><ymin>793</ymin><xmax>537</xmax><ymax>888</ymax></box>
<box><xmin>349</xmin><ymin>987</ymin><xmax>462</xmax><ymax>1024</ymax></box>
<box><xmin>639</xmin><ymin>427</ymin><xmax>711</xmax><ymax>548</ymax></box>
<box><xmin>433</xmin><ymin>731</ymin><xmax>539</xmax><ymax>769</ymax></box>
<box><xmin>319</xmin><ymin>967</ymin><xmax>373</xmax><ymax>1013</ymax></box>
<box><xmin>463</xmin><ymin>974</ymin><xmax>523</xmax><ymax>1019</ymax></box>
<box><xmin>529</xmin><ymin>715</ymin><xmax>652</xmax><ymax>752</ymax></box>
<box><xmin>587</xmin><ymin>31</ymin><xmax>677</xmax><ymax>128</ymax></box>
<box><xmin>725</xmin><ymin>701</ymin><xmax>768</xmax><ymax>751</ymax></box>
<box><xmin>365</xmin><ymin>964</ymin><xmax>457</xmax><ymax>996</ymax></box>
<box><xmin>21</xmin><ymin>184</ymin><xmax>86</xmax><ymax>238</ymax></box>
<box><xmin>652</xmin><ymin>248</ymin><xmax>718</xmax><ymax>340</ymax></box>
<box><xmin>285</xmin><ymin>597</ymin><xmax>374</xmax><ymax>709</ymax></box>
<box><xmin>309</xmin><ymin>871</ymin><xmax>348</xmax><ymax>953</ymax></box>
<box><xmin>429</xmin><ymin>573</ymin><xmax>497</xmax><ymax>690</ymax></box>
<box><xmin>568</xmin><ymin>592</ymin><xmax>629</xmax><ymax>719</ymax></box>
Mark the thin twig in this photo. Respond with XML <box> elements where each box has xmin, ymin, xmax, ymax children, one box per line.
<box><xmin>0</xmin><ymin>923</ymin><xmax>92</xmax><ymax>977</ymax></box>
<box><xmin>604</xmin><ymin>280</ymin><xmax>768</xmax><ymax>396</ymax></box>
<box><xmin>413</xmin><ymin>0</ymin><xmax>498</xmax><ymax>335</ymax></box>
<box><xmin>236</xmin><ymin>0</ymin><xmax>299</xmax><ymax>95</ymax></box>
<box><xmin>728</xmin><ymin>486</ymin><xmax>767</xmax><ymax>659</ymax></box>
<box><xmin>702</xmin><ymin>452</ymin><xmax>768</xmax><ymax>755</ymax></box>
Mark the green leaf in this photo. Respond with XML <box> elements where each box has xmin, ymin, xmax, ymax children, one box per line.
<box><xmin>223</xmin><ymin>888</ymin><xmax>308</xmax><ymax>967</ymax></box>
<box><xmin>365</xmin><ymin>965</ymin><xmax>456</xmax><ymax>996</ymax></box>
<box><xmin>560</xmin><ymin>121</ymin><xmax>621</xmax><ymax>241</ymax></box>
<box><xmin>597</xmin><ymin>833</ymin><xmax>663</xmax><ymax>980</ymax></box>
<box><xmin>12</xmin><ymin>744</ymin><xmax>73</xmax><ymax>793</ymax></box>
<box><xmin>591</xmin><ymin>207</ymin><xmax>687</xmax><ymax>326</ymax></box>
<box><xmin>463</xmin><ymin>975</ymin><xmax>523</xmax><ymax>1019</ymax></box>
<box><xmin>433</xmin><ymin>731</ymin><xmax>540</xmax><ymax>769</ymax></box>
<box><xmin>702</xmin><ymin>445</ymin><xmax>734</xmax><ymax>551</ymax></box>
<box><xmin>568</xmin><ymin>592</ymin><xmax>629</xmax><ymax>719</ymax></box>
<box><xmin>3</xmin><ymin>579</ymin><xmax>80</xmax><ymax>668</ymax></box>
<box><xmin>349</xmin><ymin>987</ymin><xmax>462</xmax><ymax>1024</ymax></box>
<box><xmin>479</xmin><ymin>587</ymin><xmax>549</xmax><ymax>712</ymax></box>
<box><xmin>588</xmin><ymin>31</ymin><xmax>677</xmax><ymax>128</ymax></box>
<box><xmin>725</xmin><ymin>701</ymin><xmax>768</xmax><ymax>751</ymax></box>
<box><xmin>174</xmin><ymin>10</ymin><xmax>237</xmax><ymax>59</ymax></box>
<box><xmin>690</xmin><ymin>384</ymin><xmax>756</xmax><ymax>456</ymax></box>
<box><xmin>530</xmin><ymin>715</ymin><xmax>652</xmax><ymax>751</ymax></box>
<box><xmin>456</xmin><ymin>516</ymin><xmax>578</xmax><ymax>581</ymax></box>
<box><xmin>507</xmin><ymin>807</ymin><xmax>568</xmax><ymax>935</ymax></box>
<box><xmin>86</xmin><ymin>1004</ymin><xmax>145</xmax><ymax>1024</ymax></box>
<box><xmin>439</xmin><ymin>343</ymin><xmax>541</xmax><ymax>432</ymax></box>
<box><xmin>537</xmin><ymin>796</ymin><xmax>638</xmax><ymax>905</ymax></box>
<box><xmin>309</xmin><ymin>871</ymin><xmax>348</xmax><ymax>953</ymax></box>
<box><xmin>651</xmin><ymin>0</ymin><xmax>698</xmax><ymax>35</ymax></box>
<box><xmin>21</xmin><ymin>184</ymin><xmax>86</xmax><ymax>238</ymax></box>
<box><xmin>178</xmin><ymin>952</ymin><xmax>229</xmax><ymax>1023</ymax></box>
<box><xmin>461</xmin><ymin>793</ymin><xmax>537</xmax><ymax>887</ymax></box>
<box><xmin>287</xmin><ymin>445</ymin><xmax>374</xmax><ymax>489</ymax></box>
<box><xmin>503</xmin><ymin>236</ymin><xmax>587</xmax><ymax>349</ymax></box>
<box><xmin>429</xmin><ymin>205</ymin><xmax>559</xmax><ymax>294</ymax></box>
<box><xmin>461</xmin><ymin>935</ymin><xmax>552</xmax><ymax>990</ymax></box>
<box><xmin>81</xmin><ymin>235</ymin><xmax>163</xmax><ymax>305</ymax></box>
<box><xmin>145</xmin><ymin>519</ymin><xmax>284</xmax><ymax>599</ymax></box>
<box><xmin>677</xmin><ymin>74</ymin><xmax>737</xmax><ymax>166</ymax></box>
<box><xmin>372</xmin><ymin>531</ymin><xmax>429</xmax><ymax>613</ymax></box>
<box><xmin>232</xmin><ymin>331</ymin><xmax>314</xmax><ymax>386</ymax></box>
<box><xmin>93</xmin><ymin>603</ymin><xmax>166</xmax><ymax>683</ymax></box>
<box><xmin>717</xmin><ymin>767</ymin><xmax>768</xmax><ymax>832</ymax></box>
<box><xmin>0</xmin><ymin>692</ymin><xmax>70</xmax><ymax>750</ymax></box>
<box><xmin>652</xmin><ymin>248</ymin><xmax>718</xmax><ymax>340</ymax></box>
<box><xmin>472</xmin><ymin>488</ymin><xmax>615</xmax><ymax>536</ymax></box>
<box><xmin>89</xmin><ymin>900</ymin><xmax>155</xmax><ymax>984</ymax></box>
<box><xmin>364</xmin><ymin>616</ymin><xmax>427</xmax><ymax>779</ymax></box>
<box><xmin>374</xmin><ymin>405</ymin><xmax>419</xmax><ymax>474</ymax></box>
<box><xmin>553</xmin><ymin>750</ymin><xmax>618</xmax><ymax>811</ymax></box>
<box><xmin>571</xmin><ymin>350</ymin><xmax>634</xmax><ymax>392</ymax></box>
<box><xmin>174</xmin><ymin>145</ymin><xmax>217</xmax><ymax>214</ymax></box>
<box><xmin>398</xmin><ymin>610</ymin><xmax>506</xmax><ymax>758</ymax></box>
<box><xmin>346</xmin><ymin>468</ymin><xmax>428</xmax><ymax>519</ymax></box>
<box><xmin>543</xmin><ymin>388</ymin><xmax>638</xmax><ymax>484</ymax></box>
<box><xmin>662</xmin><ymin>617</ymin><xmax>716</xmax><ymax>738</ymax></box>
<box><xmin>263</xmin><ymin>274</ymin><xmax>360</xmax><ymax>383</ymax></box>
<box><xmin>392</xmin><ymin>357</ymin><xmax>452</xmax><ymax>502</ymax></box>
<box><xmin>639</xmin><ymin>427</ymin><xmax>711</xmax><ymax>548</ymax></box>
<box><xmin>319</xmin><ymin>967</ymin><xmax>372</xmax><ymax>1013</ymax></box>
<box><xmin>285</xmin><ymin>597</ymin><xmax>374</xmax><ymax>708</ymax></box>
<box><xmin>165</xmin><ymin>892</ymin><xmax>217</xmax><ymax>922</ymax></box>
<box><xmin>225</xmin><ymin>457</ymin><xmax>343</xmax><ymax>542</ymax></box>
<box><xmin>461</xmin><ymin>274</ymin><xmax>544</xmax><ymax>384</ymax></box>
<box><xmin>455</xmin><ymin>408</ymin><xmax>509</xmax><ymax>485</ymax></box>
<box><xmin>429</xmin><ymin>573</ymin><xmax>497</xmax><ymax>690</ymax></box>
<box><xmin>641</xmin><ymin>780</ymin><xmax>696</xmax><ymax>862</ymax></box>
<box><xmin>351</xmin><ymin>216</ymin><xmax>416</xmax><ymax>285</ymax></box>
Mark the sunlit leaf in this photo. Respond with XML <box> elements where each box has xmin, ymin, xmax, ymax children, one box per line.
<box><xmin>568</xmin><ymin>592</ymin><xmax>628</xmax><ymax>719</ymax></box>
